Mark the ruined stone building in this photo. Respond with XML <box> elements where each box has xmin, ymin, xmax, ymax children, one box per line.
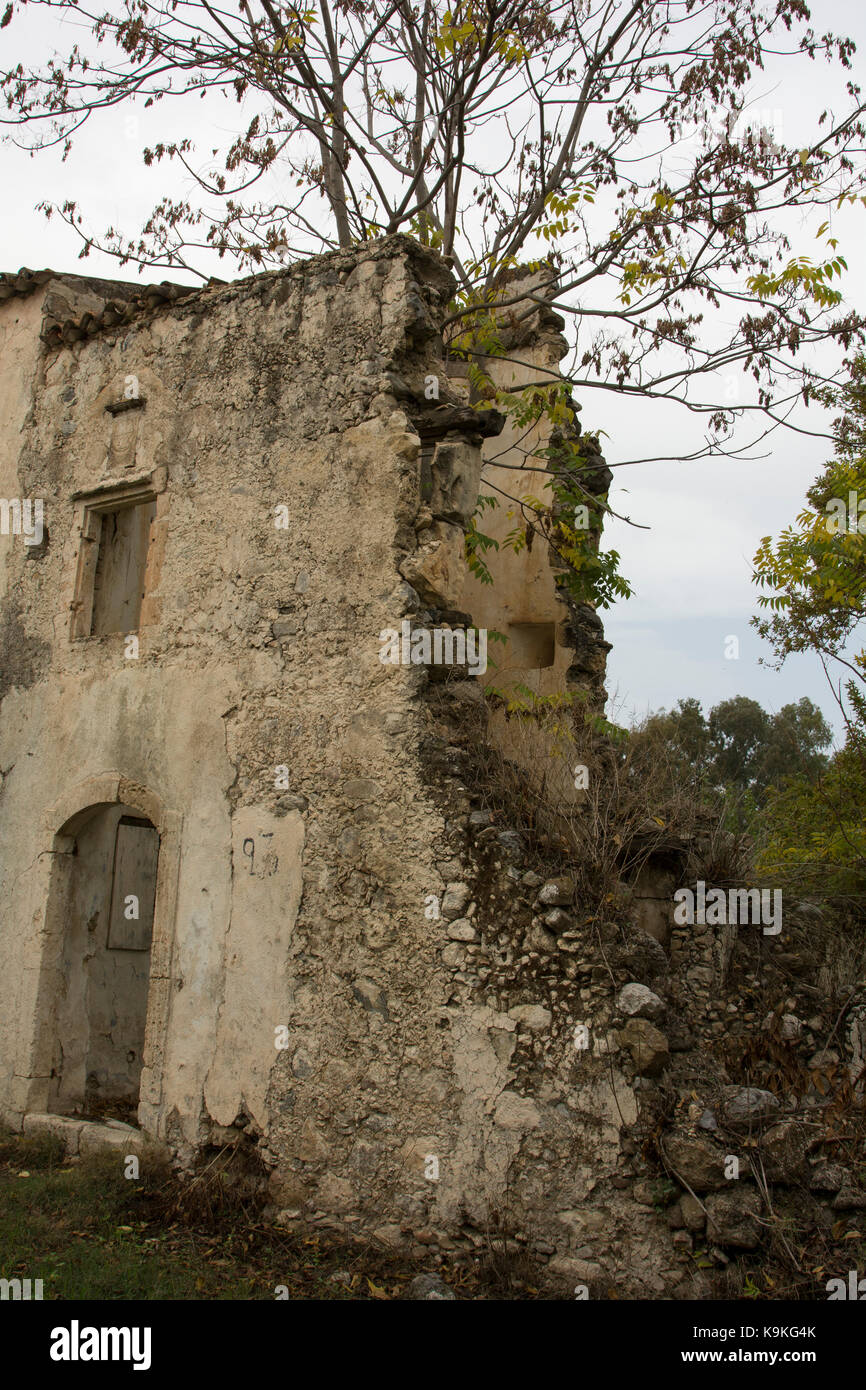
<box><xmin>2</xmin><ymin>235</ymin><xmax>859</xmax><ymax>1297</ymax></box>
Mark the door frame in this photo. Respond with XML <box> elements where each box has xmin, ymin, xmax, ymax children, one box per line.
<box><xmin>15</xmin><ymin>772</ymin><xmax>181</xmax><ymax>1133</ymax></box>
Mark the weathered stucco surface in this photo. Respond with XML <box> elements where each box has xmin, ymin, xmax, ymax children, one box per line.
<box><xmin>0</xmin><ymin>238</ymin><xmax>771</xmax><ymax>1297</ymax></box>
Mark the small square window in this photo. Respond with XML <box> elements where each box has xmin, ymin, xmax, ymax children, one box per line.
<box><xmin>507</xmin><ymin>622</ymin><xmax>556</xmax><ymax>669</ymax></box>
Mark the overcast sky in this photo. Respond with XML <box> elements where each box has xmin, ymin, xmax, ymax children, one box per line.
<box><xmin>2</xmin><ymin>0</ymin><xmax>865</xmax><ymax>745</ymax></box>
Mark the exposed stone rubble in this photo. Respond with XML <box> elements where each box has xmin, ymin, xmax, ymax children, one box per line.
<box><xmin>405</xmin><ymin>668</ymin><xmax>866</xmax><ymax>1292</ymax></box>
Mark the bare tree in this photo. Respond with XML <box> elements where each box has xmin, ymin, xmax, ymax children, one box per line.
<box><xmin>4</xmin><ymin>0</ymin><xmax>866</xmax><ymax>597</ymax></box>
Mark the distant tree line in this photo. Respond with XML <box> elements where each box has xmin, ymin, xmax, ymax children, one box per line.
<box><xmin>629</xmin><ymin>694</ymin><xmax>832</xmax><ymax>804</ymax></box>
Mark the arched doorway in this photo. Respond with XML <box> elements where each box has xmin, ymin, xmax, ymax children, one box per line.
<box><xmin>46</xmin><ymin>802</ymin><xmax>160</xmax><ymax>1120</ymax></box>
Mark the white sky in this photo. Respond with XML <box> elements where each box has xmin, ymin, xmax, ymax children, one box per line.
<box><xmin>2</xmin><ymin>0</ymin><xmax>865</xmax><ymax>744</ymax></box>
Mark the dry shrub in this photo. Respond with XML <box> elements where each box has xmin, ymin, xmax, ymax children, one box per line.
<box><xmin>155</xmin><ymin>1144</ymin><xmax>270</xmax><ymax>1227</ymax></box>
<box><xmin>73</xmin><ymin>1142</ymin><xmax>269</xmax><ymax>1229</ymax></box>
<box><xmin>467</xmin><ymin>689</ymin><xmax>748</xmax><ymax>920</ymax></box>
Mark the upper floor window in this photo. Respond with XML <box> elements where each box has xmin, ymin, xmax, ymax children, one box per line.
<box><xmin>70</xmin><ymin>478</ymin><xmax>163</xmax><ymax>640</ymax></box>
<box><xmin>89</xmin><ymin>501</ymin><xmax>156</xmax><ymax>636</ymax></box>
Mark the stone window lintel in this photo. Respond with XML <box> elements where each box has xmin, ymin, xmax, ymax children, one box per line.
<box><xmin>71</xmin><ymin>465</ymin><xmax>167</xmax><ymax>506</ymax></box>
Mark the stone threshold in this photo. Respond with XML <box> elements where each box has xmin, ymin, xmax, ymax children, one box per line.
<box><xmin>20</xmin><ymin>1110</ymin><xmax>159</xmax><ymax>1158</ymax></box>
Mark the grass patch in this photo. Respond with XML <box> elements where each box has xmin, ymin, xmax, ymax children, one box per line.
<box><xmin>0</xmin><ymin>1126</ymin><xmax>546</xmax><ymax>1300</ymax></box>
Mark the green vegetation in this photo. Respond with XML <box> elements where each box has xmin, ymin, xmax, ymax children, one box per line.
<box><xmin>0</xmin><ymin>1127</ymin><xmax>541</xmax><ymax>1301</ymax></box>
<box><xmin>749</xmin><ymin>356</ymin><xmax>866</xmax><ymax>899</ymax></box>
<box><xmin>628</xmin><ymin>354</ymin><xmax>866</xmax><ymax>905</ymax></box>
<box><xmin>629</xmin><ymin>695</ymin><xmax>832</xmax><ymax>807</ymax></box>
<box><xmin>0</xmin><ymin>1129</ymin><xmax>318</xmax><ymax>1300</ymax></box>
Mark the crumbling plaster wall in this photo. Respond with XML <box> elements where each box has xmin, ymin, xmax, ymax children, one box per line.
<box><xmin>439</xmin><ymin>273</ymin><xmax>613</xmax><ymax>811</ymax></box>
<box><xmin>0</xmin><ymin>240</ymin><xmax>461</xmax><ymax>1147</ymax></box>
<box><xmin>0</xmin><ymin>240</ymin><xmax>551</xmax><ymax>1170</ymax></box>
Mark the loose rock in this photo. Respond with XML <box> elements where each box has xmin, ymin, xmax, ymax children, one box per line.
<box><xmin>705</xmin><ymin>1190</ymin><xmax>763</xmax><ymax>1250</ymax></box>
<box><xmin>620</xmin><ymin>1018</ymin><xmax>669</xmax><ymax>1076</ymax></box>
<box><xmin>616</xmin><ymin>982</ymin><xmax>666</xmax><ymax>1022</ymax></box>
<box><xmin>538</xmin><ymin>876</ymin><xmax>575</xmax><ymax>906</ymax></box>
<box><xmin>408</xmin><ymin>1273</ymin><xmax>456</xmax><ymax>1301</ymax></box>
<box><xmin>441</xmin><ymin>882</ymin><xmax>472</xmax><ymax>921</ymax></box>
<box><xmin>661</xmin><ymin>1131</ymin><xmax>732</xmax><ymax>1192</ymax></box>
<box><xmin>720</xmin><ymin>1087</ymin><xmax>781</xmax><ymax>1131</ymax></box>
